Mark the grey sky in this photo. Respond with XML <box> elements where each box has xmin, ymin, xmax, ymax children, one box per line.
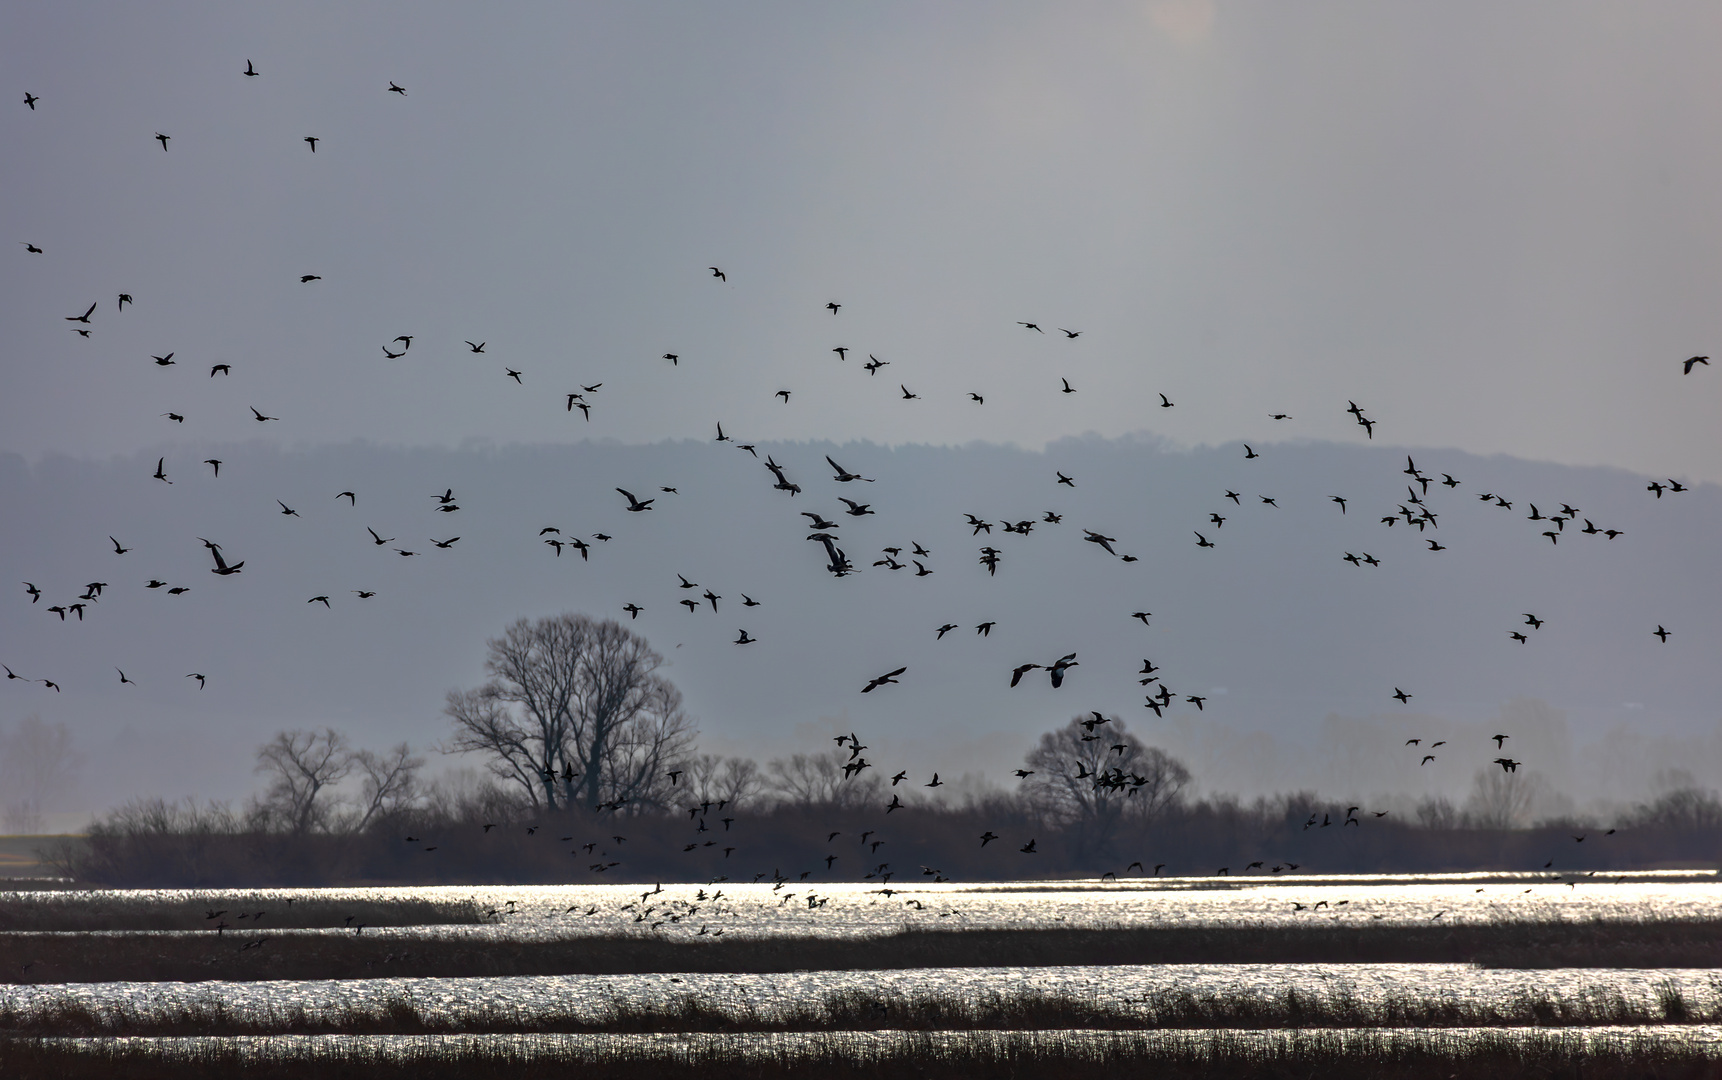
<box><xmin>3</xmin><ymin>2</ymin><xmax>1720</xmax><ymax>475</ymax></box>
<box><xmin>3</xmin><ymin>4</ymin><xmax>1721</xmax><ymax>821</ymax></box>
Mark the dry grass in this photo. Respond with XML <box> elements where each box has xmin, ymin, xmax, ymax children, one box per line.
<box><xmin>0</xmin><ymin>982</ymin><xmax>1715</xmax><ymax>1037</ymax></box>
<box><xmin>5</xmin><ymin>917</ymin><xmax>1722</xmax><ymax>984</ymax></box>
<box><xmin>2</xmin><ymin>1027</ymin><xmax>1720</xmax><ymax>1080</ymax></box>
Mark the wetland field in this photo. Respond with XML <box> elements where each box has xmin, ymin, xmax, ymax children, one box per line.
<box><xmin>7</xmin><ymin>872</ymin><xmax>1722</xmax><ymax>1077</ymax></box>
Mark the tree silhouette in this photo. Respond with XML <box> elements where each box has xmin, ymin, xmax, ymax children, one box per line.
<box><xmin>1020</xmin><ymin>715</ymin><xmax>1190</xmax><ymax>857</ymax></box>
<box><xmin>443</xmin><ymin>614</ymin><xmax>694</xmax><ymax>812</ymax></box>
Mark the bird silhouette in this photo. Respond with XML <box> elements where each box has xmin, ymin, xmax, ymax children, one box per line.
<box><xmin>244</xmin><ymin>60</ymin><xmax>258</xmax><ymax>77</ymax></box>
<box><xmin>1683</xmin><ymin>356</ymin><xmax>1709</xmax><ymax>374</ymax></box>
<box><xmin>861</xmin><ymin>667</ymin><xmax>906</xmax><ymax>693</ymax></box>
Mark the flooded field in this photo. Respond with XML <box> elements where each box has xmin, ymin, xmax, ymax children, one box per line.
<box><xmin>8</xmin><ymin>870</ymin><xmax>1722</xmax><ymax>1075</ymax></box>
<box><xmin>5</xmin><ymin>869</ymin><xmax>1719</xmax><ymax>942</ymax></box>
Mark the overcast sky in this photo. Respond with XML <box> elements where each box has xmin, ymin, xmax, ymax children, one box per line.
<box><xmin>3</xmin><ymin>3</ymin><xmax>1721</xmax><ymax>820</ymax></box>
<box><xmin>3</xmin><ymin>1</ymin><xmax>1720</xmax><ymax>476</ymax></box>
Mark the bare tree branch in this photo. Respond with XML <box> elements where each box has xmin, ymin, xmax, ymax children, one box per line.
<box><xmin>253</xmin><ymin>729</ymin><xmax>353</xmax><ymax>834</ymax></box>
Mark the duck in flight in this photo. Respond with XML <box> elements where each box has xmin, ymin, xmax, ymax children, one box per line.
<box><xmin>616</xmin><ymin>488</ymin><xmax>655</xmax><ymax>512</ymax></box>
<box><xmin>199</xmin><ymin>538</ymin><xmax>244</xmax><ymax>575</ymax></box>
<box><xmin>861</xmin><ymin>667</ymin><xmax>906</xmax><ymax>693</ymax></box>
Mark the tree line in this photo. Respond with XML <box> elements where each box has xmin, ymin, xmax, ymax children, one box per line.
<box><xmin>47</xmin><ymin>613</ymin><xmax>1722</xmax><ymax>886</ymax></box>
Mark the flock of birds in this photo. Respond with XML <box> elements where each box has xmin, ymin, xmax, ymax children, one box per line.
<box><xmin>7</xmin><ymin>63</ymin><xmax>1714</xmax><ymax>909</ymax></box>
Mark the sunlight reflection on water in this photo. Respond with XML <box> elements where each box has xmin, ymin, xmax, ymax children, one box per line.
<box><xmin>9</xmin><ymin>869</ymin><xmax>1719</xmax><ymax>941</ymax></box>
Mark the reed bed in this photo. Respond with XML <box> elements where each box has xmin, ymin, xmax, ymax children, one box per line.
<box><xmin>2</xmin><ymin>1026</ymin><xmax>1721</xmax><ymax>1080</ymax></box>
<box><xmin>1</xmin><ymin>982</ymin><xmax>1718</xmax><ymax>1037</ymax></box>
<box><xmin>7</xmin><ymin>917</ymin><xmax>1722</xmax><ymax>983</ymax></box>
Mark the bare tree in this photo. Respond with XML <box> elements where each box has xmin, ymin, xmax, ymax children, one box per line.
<box><xmin>443</xmin><ymin>614</ymin><xmax>696</xmax><ymax>812</ymax></box>
<box><xmin>0</xmin><ymin>715</ymin><xmax>83</xmax><ymax>834</ymax></box>
<box><xmin>763</xmin><ymin>749</ymin><xmax>883</xmax><ymax>808</ymax></box>
<box><xmin>254</xmin><ymin>729</ymin><xmax>353</xmax><ymax>834</ymax></box>
<box><xmin>1465</xmin><ymin>766</ymin><xmax>1545</xmax><ymax>829</ymax></box>
<box><xmin>352</xmin><ymin>742</ymin><xmax>425</xmax><ymax>830</ymax></box>
<box><xmin>1020</xmin><ymin>715</ymin><xmax>1190</xmax><ymax>855</ymax></box>
<box><xmin>685</xmin><ymin>753</ymin><xmax>763</xmax><ymax>808</ymax></box>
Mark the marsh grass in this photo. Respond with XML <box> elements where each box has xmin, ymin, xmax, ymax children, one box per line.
<box><xmin>0</xmin><ymin>894</ymin><xmax>484</xmax><ymax>932</ymax></box>
<box><xmin>3</xmin><ymin>982</ymin><xmax>1721</xmax><ymax>1037</ymax></box>
<box><xmin>2</xmin><ymin>1027</ymin><xmax>1721</xmax><ymax>1080</ymax></box>
<box><xmin>7</xmin><ymin>917</ymin><xmax>1722</xmax><ymax>984</ymax></box>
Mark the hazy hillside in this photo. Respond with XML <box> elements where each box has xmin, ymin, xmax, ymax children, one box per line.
<box><xmin>1</xmin><ymin>433</ymin><xmax>1717</xmax><ymax>816</ymax></box>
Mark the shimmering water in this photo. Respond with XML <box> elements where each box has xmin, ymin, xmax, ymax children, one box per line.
<box><xmin>10</xmin><ymin>872</ymin><xmax>1722</xmax><ymax>1033</ymax></box>
<box><xmin>7</xmin><ymin>869</ymin><xmax>1719</xmax><ymax>941</ymax></box>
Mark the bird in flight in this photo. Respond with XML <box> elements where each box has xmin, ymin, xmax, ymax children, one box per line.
<box><xmin>616</xmin><ymin>488</ymin><xmax>655</xmax><ymax>512</ymax></box>
<box><xmin>709</xmin><ymin>267</ymin><xmax>726</xmax><ymax>281</ymax></box>
<box><xmin>734</xmin><ymin>629</ymin><xmax>755</xmax><ymax>644</ymax></box>
<box><xmin>24</xmin><ymin>92</ymin><xmax>39</xmax><ymax>110</ymax></box>
<box><xmin>388</xmin><ymin>82</ymin><xmax>407</xmax><ymax>95</ymax></box>
<box><xmin>303</xmin><ymin>136</ymin><xmax>319</xmax><ymax>152</ymax></box>
<box><xmin>1393</xmin><ymin>688</ymin><xmax>1411</xmax><ymax>703</ymax></box>
<box><xmin>300</xmin><ymin>274</ymin><xmax>321</xmax><ymax>283</ymax></box>
<box><xmin>210</xmin><ymin>364</ymin><xmax>230</xmax><ymax>376</ymax></box>
<box><xmin>1159</xmin><ymin>394</ymin><xmax>1173</xmax><ymax>408</ymax></box>
<box><xmin>505</xmin><ymin>368</ymin><xmax>522</xmax><ymax>384</ymax></box>
<box><xmin>199</xmin><ymin>538</ymin><xmax>243</xmax><ymax>576</ymax></box>
<box><xmin>1684</xmin><ymin>356</ymin><xmax>1709</xmax><ymax>374</ymax></box>
<box><xmin>466</xmin><ymin>341</ymin><xmax>486</xmax><ymax>353</ymax></box>
<box><xmin>155</xmin><ymin>132</ymin><xmax>170</xmax><ymax>150</ymax></box>
<box><xmin>66</xmin><ymin>302</ymin><xmax>96</xmax><ymax>324</ymax></box>
<box><xmin>901</xmin><ymin>385</ymin><xmax>919</xmax><ymax>399</ymax></box>
<box><xmin>187</xmin><ymin>673</ymin><xmax>206</xmax><ymax>689</ymax></box>
<box><xmin>827</xmin><ymin>456</ymin><xmax>873</xmax><ymax>483</ymax></box>
<box><xmin>153</xmin><ymin>457</ymin><xmax>171</xmax><ymax>484</ymax></box>
<box><xmin>861</xmin><ymin>667</ymin><xmax>906</xmax><ymax>693</ymax></box>
<box><xmin>826</xmin><ymin>301</ymin><xmax>841</xmax><ymax>314</ymax></box>
<box><xmin>1019</xmin><ymin>322</ymin><xmax>1043</xmax><ymax>332</ymax></box>
<box><xmin>1654</xmin><ymin>625</ymin><xmax>1671</xmax><ymax>643</ymax></box>
<box><xmin>250</xmin><ymin>407</ymin><xmax>277</xmax><ymax>422</ymax></box>
<box><xmin>244</xmin><ymin>60</ymin><xmax>258</xmax><ymax>77</ymax></box>
<box><xmin>22</xmin><ymin>242</ymin><xmax>42</xmax><ymax>253</ymax></box>
<box><xmin>1061</xmin><ymin>378</ymin><xmax>1076</xmax><ymax>394</ymax></box>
